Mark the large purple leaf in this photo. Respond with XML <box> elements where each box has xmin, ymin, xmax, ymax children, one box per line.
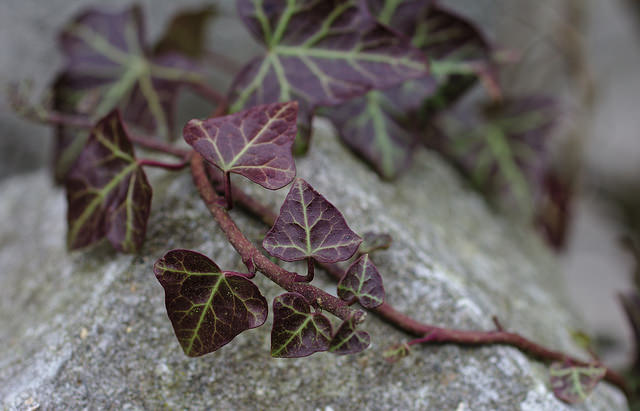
<box><xmin>271</xmin><ymin>292</ymin><xmax>332</xmax><ymax>358</ymax></box>
<box><xmin>427</xmin><ymin>96</ymin><xmax>558</xmax><ymax>215</ymax></box>
<box><xmin>324</xmin><ymin>3</ymin><xmax>491</xmax><ymax>179</ymax></box>
<box><xmin>549</xmin><ymin>362</ymin><xmax>606</xmax><ymax>404</ymax></box>
<box><xmin>329</xmin><ymin>316</ymin><xmax>371</xmax><ymax>355</ymax></box>
<box><xmin>337</xmin><ymin>254</ymin><xmax>385</xmax><ymax>309</ymax></box>
<box><xmin>229</xmin><ymin>0</ymin><xmax>430</xmax><ymax>149</ymax></box>
<box><xmin>53</xmin><ymin>5</ymin><xmax>201</xmax><ymax>180</ymax></box>
<box><xmin>263</xmin><ymin>178</ymin><xmax>362</xmax><ymax>263</ymax></box>
<box><xmin>154</xmin><ymin>249</ymin><xmax>268</xmax><ymax>357</ymax></box>
<box><xmin>65</xmin><ymin>110</ymin><xmax>152</xmax><ymax>253</ymax></box>
<box><xmin>183</xmin><ymin>101</ymin><xmax>298</xmax><ymax>189</ymax></box>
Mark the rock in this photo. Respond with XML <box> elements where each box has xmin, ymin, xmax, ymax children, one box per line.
<box><xmin>0</xmin><ymin>122</ymin><xmax>627</xmax><ymax>410</ymax></box>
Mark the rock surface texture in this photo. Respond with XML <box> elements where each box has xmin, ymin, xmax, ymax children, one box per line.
<box><xmin>0</xmin><ymin>124</ymin><xmax>627</xmax><ymax>410</ymax></box>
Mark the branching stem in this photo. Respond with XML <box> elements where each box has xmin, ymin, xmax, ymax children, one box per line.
<box><xmin>203</xmin><ymin>163</ymin><xmax>629</xmax><ymax>395</ymax></box>
<box><xmin>138</xmin><ymin>158</ymin><xmax>190</xmax><ymax>171</ymax></box>
<box><xmin>191</xmin><ymin>153</ymin><xmax>363</xmax><ymax>323</ymax></box>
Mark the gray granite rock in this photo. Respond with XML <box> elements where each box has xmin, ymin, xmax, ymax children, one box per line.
<box><xmin>0</xmin><ymin>121</ymin><xmax>627</xmax><ymax>410</ymax></box>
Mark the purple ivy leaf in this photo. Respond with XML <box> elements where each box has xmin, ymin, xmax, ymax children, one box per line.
<box><xmin>153</xmin><ymin>5</ymin><xmax>217</xmax><ymax>58</ymax></box>
<box><xmin>359</xmin><ymin>231</ymin><xmax>393</xmax><ymax>254</ymax></box>
<box><xmin>154</xmin><ymin>249</ymin><xmax>268</xmax><ymax>357</ymax></box>
<box><xmin>383</xmin><ymin>342</ymin><xmax>411</xmax><ymax>363</ymax></box>
<box><xmin>549</xmin><ymin>362</ymin><xmax>606</xmax><ymax>404</ymax></box>
<box><xmin>324</xmin><ymin>3</ymin><xmax>491</xmax><ymax>179</ymax></box>
<box><xmin>53</xmin><ymin>5</ymin><xmax>202</xmax><ymax>181</ymax></box>
<box><xmin>183</xmin><ymin>101</ymin><xmax>298</xmax><ymax>190</ymax></box>
<box><xmin>337</xmin><ymin>254</ymin><xmax>385</xmax><ymax>309</ymax></box>
<box><xmin>329</xmin><ymin>316</ymin><xmax>371</xmax><ymax>355</ymax></box>
<box><xmin>427</xmin><ymin>96</ymin><xmax>559</xmax><ymax>216</ymax></box>
<box><xmin>65</xmin><ymin>110</ymin><xmax>152</xmax><ymax>253</ymax></box>
<box><xmin>262</xmin><ymin>178</ymin><xmax>362</xmax><ymax>263</ymax></box>
<box><xmin>230</xmin><ymin>0</ymin><xmax>430</xmax><ymax>150</ymax></box>
<box><xmin>271</xmin><ymin>292</ymin><xmax>332</xmax><ymax>358</ymax></box>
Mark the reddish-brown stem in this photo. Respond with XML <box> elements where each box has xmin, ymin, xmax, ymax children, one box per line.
<box><xmin>224</xmin><ymin>171</ymin><xmax>233</xmax><ymax>210</ymax></box>
<box><xmin>138</xmin><ymin>158</ymin><xmax>190</xmax><ymax>171</ymax></box>
<box><xmin>191</xmin><ymin>153</ymin><xmax>363</xmax><ymax>322</ymax></box>
<box><xmin>187</xmin><ymin>81</ymin><xmax>227</xmax><ymax>108</ymax></box>
<box><xmin>297</xmin><ymin>258</ymin><xmax>315</xmax><ymax>283</ymax></box>
<box><xmin>203</xmin><ymin>168</ymin><xmax>628</xmax><ymax>395</ymax></box>
<box><xmin>128</xmin><ymin>132</ymin><xmax>190</xmax><ymax>159</ymax></box>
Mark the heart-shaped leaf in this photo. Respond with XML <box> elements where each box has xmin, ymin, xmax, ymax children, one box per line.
<box><xmin>263</xmin><ymin>178</ymin><xmax>362</xmax><ymax>263</ymax></box>
<box><xmin>337</xmin><ymin>254</ymin><xmax>385</xmax><ymax>309</ymax></box>
<box><xmin>66</xmin><ymin>110</ymin><xmax>152</xmax><ymax>253</ymax></box>
<box><xmin>359</xmin><ymin>231</ymin><xmax>393</xmax><ymax>254</ymax></box>
<box><xmin>230</xmin><ymin>0</ymin><xmax>430</xmax><ymax>149</ymax></box>
<box><xmin>183</xmin><ymin>101</ymin><xmax>298</xmax><ymax>190</ymax></box>
<box><xmin>325</xmin><ymin>3</ymin><xmax>492</xmax><ymax>179</ymax></box>
<box><xmin>271</xmin><ymin>292</ymin><xmax>332</xmax><ymax>358</ymax></box>
<box><xmin>549</xmin><ymin>362</ymin><xmax>606</xmax><ymax>404</ymax></box>
<box><xmin>53</xmin><ymin>5</ymin><xmax>202</xmax><ymax>181</ymax></box>
<box><xmin>153</xmin><ymin>5</ymin><xmax>217</xmax><ymax>58</ymax></box>
<box><xmin>329</xmin><ymin>316</ymin><xmax>371</xmax><ymax>355</ymax></box>
<box><xmin>154</xmin><ymin>249</ymin><xmax>268</xmax><ymax>357</ymax></box>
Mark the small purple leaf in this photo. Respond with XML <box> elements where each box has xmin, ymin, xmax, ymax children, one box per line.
<box><xmin>359</xmin><ymin>231</ymin><xmax>393</xmax><ymax>254</ymax></box>
<box><xmin>263</xmin><ymin>178</ymin><xmax>362</xmax><ymax>263</ymax></box>
<box><xmin>154</xmin><ymin>249</ymin><xmax>268</xmax><ymax>357</ymax></box>
<box><xmin>66</xmin><ymin>110</ymin><xmax>151</xmax><ymax>253</ymax></box>
<box><xmin>183</xmin><ymin>101</ymin><xmax>298</xmax><ymax>190</ymax></box>
<box><xmin>271</xmin><ymin>292</ymin><xmax>332</xmax><ymax>358</ymax></box>
<box><xmin>338</xmin><ymin>254</ymin><xmax>385</xmax><ymax>309</ymax></box>
<box><xmin>549</xmin><ymin>362</ymin><xmax>606</xmax><ymax>404</ymax></box>
<box><xmin>153</xmin><ymin>5</ymin><xmax>217</xmax><ymax>58</ymax></box>
<box><xmin>383</xmin><ymin>342</ymin><xmax>411</xmax><ymax>363</ymax></box>
<box><xmin>230</xmin><ymin>0</ymin><xmax>431</xmax><ymax>146</ymax></box>
<box><xmin>329</xmin><ymin>316</ymin><xmax>371</xmax><ymax>355</ymax></box>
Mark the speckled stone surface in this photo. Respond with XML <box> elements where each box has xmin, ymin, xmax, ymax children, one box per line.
<box><xmin>0</xmin><ymin>122</ymin><xmax>627</xmax><ymax>410</ymax></box>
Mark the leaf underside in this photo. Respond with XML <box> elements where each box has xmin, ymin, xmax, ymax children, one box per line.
<box><xmin>154</xmin><ymin>249</ymin><xmax>268</xmax><ymax>357</ymax></box>
<box><xmin>183</xmin><ymin>101</ymin><xmax>298</xmax><ymax>189</ymax></box>
<box><xmin>230</xmin><ymin>0</ymin><xmax>430</xmax><ymax>149</ymax></box>
<box><xmin>549</xmin><ymin>362</ymin><xmax>606</xmax><ymax>404</ymax></box>
<box><xmin>54</xmin><ymin>5</ymin><xmax>200</xmax><ymax>181</ymax></box>
<box><xmin>325</xmin><ymin>2</ymin><xmax>491</xmax><ymax>179</ymax></box>
<box><xmin>271</xmin><ymin>292</ymin><xmax>332</xmax><ymax>358</ymax></box>
<box><xmin>65</xmin><ymin>110</ymin><xmax>151</xmax><ymax>253</ymax></box>
<box><xmin>359</xmin><ymin>231</ymin><xmax>393</xmax><ymax>254</ymax></box>
<box><xmin>338</xmin><ymin>254</ymin><xmax>385</xmax><ymax>309</ymax></box>
<box><xmin>329</xmin><ymin>316</ymin><xmax>371</xmax><ymax>355</ymax></box>
<box><xmin>263</xmin><ymin>178</ymin><xmax>362</xmax><ymax>263</ymax></box>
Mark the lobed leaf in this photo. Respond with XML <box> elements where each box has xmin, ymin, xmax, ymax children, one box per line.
<box><xmin>271</xmin><ymin>292</ymin><xmax>332</xmax><ymax>358</ymax></box>
<box><xmin>53</xmin><ymin>5</ymin><xmax>202</xmax><ymax>181</ymax></box>
<box><xmin>154</xmin><ymin>249</ymin><xmax>268</xmax><ymax>357</ymax></box>
<box><xmin>428</xmin><ymin>96</ymin><xmax>558</xmax><ymax>215</ymax></box>
<box><xmin>153</xmin><ymin>5</ymin><xmax>217</xmax><ymax>58</ymax></box>
<box><xmin>183</xmin><ymin>101</ymin><xmax>298</xmax><ymax>189</ymax></box>
<box><xmin>329</xmin><ymin>316</ymin><xmax>371</xmax><ymax>355</ymax></box>
<box><xmin>65</xmin><ymin>110</ymin><xmax>151</xmax><ymax>253</ymax></box>
<box><xmin>263</xmin><ymin>178</ymin><xmax>362</xmax><ymax>263</ymax></box>
<box><xmin>549</xmin><ymin>362</ymin><xmax>606</xmax><ymax>404</ymax></box>
<box><xmin>337</xmin><ymin>254</ymin><xmax>385</xmax><ymax>308</ymax></box>
<box><xmin>325</xmin><ymin>2</ymin><xmax>491</xmax><ymax>179</ymax></box>
<box><xmin>230</xmin><ymin>0</ymin><xmax>430</xmax><ymax>149</ymax></box>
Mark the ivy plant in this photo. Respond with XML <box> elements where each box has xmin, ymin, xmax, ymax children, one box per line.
<box><xmin>10</xmin><ymin>0</ymin><xmax>626</xmax><ymax>404</ymax></box>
